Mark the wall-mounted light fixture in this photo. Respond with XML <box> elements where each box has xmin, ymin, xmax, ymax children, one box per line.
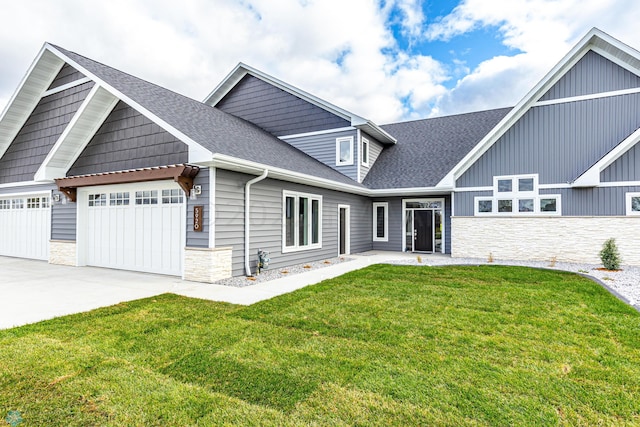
<box><xmin>52</xmin><ymin>194</ymin><xmax>61</xmax><ymax>203</ymax></box>
<box><xmin>190</xmin><ymin>185</ymin><xmax>202</xmax><ymax>201</ymax></box>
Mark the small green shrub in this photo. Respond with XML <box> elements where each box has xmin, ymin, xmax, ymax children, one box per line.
<box><xmin>599</xmin><ymin>238</ymin><xmax>621</xmax><ymax>270</ymax></box>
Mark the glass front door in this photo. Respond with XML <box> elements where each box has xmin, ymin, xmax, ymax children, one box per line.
<box><xmin>404</xmin><ymin>199</ymin><xmax>444</xmax><ymax>253</ymax></box>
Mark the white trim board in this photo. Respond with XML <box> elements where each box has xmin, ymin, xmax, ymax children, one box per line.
<box><xmin>279</xmin><ymin>127</ymin><xmax>355</xmax><ymax>140</ymax></box>
<box><xmin>41</xmin><ymin>77</ymin><xmax>92</xmax><ymax>98</ymax></box>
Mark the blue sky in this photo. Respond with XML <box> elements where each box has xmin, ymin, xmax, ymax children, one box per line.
<box><xmin>1</xmin><ymin>0</ymin><xmax>639</xmax><ymax>123</ymax></box>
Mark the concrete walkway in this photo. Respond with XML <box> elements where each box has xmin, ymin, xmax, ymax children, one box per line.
<box><xmin>0</xmin><ymin>252</ymin><xmax>415</xmax><ymax>330</ymax></box>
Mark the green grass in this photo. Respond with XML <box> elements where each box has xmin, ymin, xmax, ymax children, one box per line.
<box><xmin>1</xmin><ymin>265</ymin><xmax>639</xmax><ymax>426</ymax></box>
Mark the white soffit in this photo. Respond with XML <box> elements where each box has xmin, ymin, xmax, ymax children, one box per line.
<box><xmin>0</xmin><ymin>48</ymin><xmax>64</xmax><ymax>160</ymax></box>
<box><xmin>35</xmin><ymin>85</ymin><xmax>119</xmax><ymax>181</ymax></box>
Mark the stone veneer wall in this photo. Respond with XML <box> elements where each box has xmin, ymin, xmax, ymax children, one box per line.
<box><xmin>452</xmin><ymin>216</ymin><xmax>640</xmax><ymax>265</ymax></box>
<box><xmin>49</xmin><ymin>240</ymin><xmax>77</xmax><ymax>266</ymax></box>
<box><xmin>184</xmin><ymin>247</ymin><xmax>233</xmax><ymax>283</ymax></box>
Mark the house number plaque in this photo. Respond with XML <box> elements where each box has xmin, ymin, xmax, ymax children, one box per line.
<box><xmin>193</xmin><ymin>205</ymin><xmax>204</xmax><ymax>232</ymax></box>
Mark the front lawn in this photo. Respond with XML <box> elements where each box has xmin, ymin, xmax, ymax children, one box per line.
<box><xmin>1</xmin><ymin>265</ymin><xmax>639</xmax><ymax>426</ymax></box>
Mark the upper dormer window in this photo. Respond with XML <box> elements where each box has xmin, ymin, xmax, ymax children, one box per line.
<box><xmin>361</xmin><ymin>137</ymin><xmax>369</xmax><ymax>167</ymax></box>
<box><xmin>336</xmin><ymin>137</ymin><xmax>353</xmax><ymax>166</ymax></box>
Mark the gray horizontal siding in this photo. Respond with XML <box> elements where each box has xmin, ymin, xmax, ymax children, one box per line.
<box><xmin>541</xmin><ymin>51</ymin><xmax>640</xmax><ymax>101</ymax></box>
<box><xmin>601</xmin><ymin>142</ymin><xmax>640</xmax><ymax>182</ymax></box>
<box><xmin>186</xmin><ymin>168</ymin><xmax>209</xmax><ymax>248</ymax></box>
<box><xmin>0</xmin><ymin>183</ymin><xmax>54</xmax><ymax>196</ymax></box>
<box><xmin>216</xmin><ymin>75</ymin><xmax>350</xmax><ymax>136</ymax></box>
<box><xmin>540</xmin><ymin>186</ymin><xmax>640</xmax><ymax>216</ymax></box>
<box><xmin>454</xmin><ymin>190</ymin><xmax>493</xmax><ymax>217</ymax></box>
<box><xmin>215</xmin><ymin>169</ymin><xmax>372</xmax><ymax>276</ymax></box>
<box><xmin>0</xmin><ymin>81</ymin><xmax>95</xmax><ymax>183</ymax></box>
<box><xmin>457</xmin><ymin>93</ymin><xmax>640</xmax><ymax>187</ymax></box>
<box><xmin>51</xmin><ymin>190</ymin><xmax>77</xmax><ymax>241</ymax></box>
<box><xmin>48</xmin><ymin>63</ymin><xmax>86</xmax><ymax>90</ymax></box>
<box><xmin>68</xmin><ymin>101</ymin><xmax>189</xmax><ymax>176</ymax></box>
<box><xmin>283</xmin><ymin>129</ymin><xmax>358</xmax><ymax>181</ymax></box>
<box><xmin>359</xmin><ymin>132</ymin><xmax>385</xmax><ymax>182</ymax></box>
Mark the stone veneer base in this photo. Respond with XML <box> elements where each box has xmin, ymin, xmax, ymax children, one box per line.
<box><xmin>184</xmin><ymin>246</ymin><xmax>233</xmax><ymax>283</ymax></box>
<box><xmin>452</xmin><ymin>216</ymin><xmax>640</xmax><ymax>265</ymax></box>
<box><xmin>49</xmin><ymin>240</ymin><xmax>77</xmax><ymax>266</ymax></box>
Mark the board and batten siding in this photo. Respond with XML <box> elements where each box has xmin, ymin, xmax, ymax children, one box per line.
<box><xmin>540</xmin><ymin>51</ymin><xmax>640</xmax><ymax>101</ymax></box>
<box><xmin>215</xmin><ymin>169</ymin><xmax>372</xmax><ymax>276</ymax></box>
<box><xmin>601</xmin><ymin>142</ymin><xmax>640</xmax><ymax>182</ymax></box>
<box><xmin>185</xmin><ymin>168</ymin><xmax>209</xmax><ymax>248</ymax></box>
<box><xmin>0</xmin><ymin>81</ymin><xmax>95</xmax><ymax>184</ymax></box>
<box><xmin>216</xmin><ymin>75</ymin><xmax>350</xmax><ymax>137</ymax></box>
<box><xmin>68</xmin><ymin>101</ymin><xmax>189</xmax><ymax>176</ymax></box>
<box><xmin>454</xmin><ymin>190</ymin><xmax>493</xmax><ymax>217</ymax></box>
<box><xmin>359</xmin><ymin>132</ymin><xmax>385</xmax><ymax>182</ymax></box>
<box><xmin>456</xmin><ymin>93</ymin><xmax>640</xmax><ymax>188</ymax></box>
<box><xmin>282</xmin><ymin>129</ymin><xmax>358</xmax><ymax>181</ymax></box>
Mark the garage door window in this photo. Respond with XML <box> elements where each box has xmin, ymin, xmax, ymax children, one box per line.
<box><xmin>136</xmin><ymin>190</ymin><xmax>158</xmax><ymax>205</ymax></box>
<box><xmin>0</xmin><ymin>200</ymin><xmax>9</xmax><ymax>210</ymax></box>
<box><xmin>162</xmin><ymin>189</ymin><xmax>183</xmax><ymax>204</ymax></box>
<box><xmin>27</xmin><ymin>198</ymin><xmax>41</xmax><ymax>209</ymax></box>
<box><xmin>88</xmin><ymin>194</ymin><xmax>107</xmax><ymax>207</ymax></box>
<box><xmin>109</xmin><ymin>192</ymin><xmax>130</xmax><ymax>206</ymax></box>
<box><xmin>11</xmin><ymin>199</ymin><xmax>24</xmax><ymax>209</ymax></box>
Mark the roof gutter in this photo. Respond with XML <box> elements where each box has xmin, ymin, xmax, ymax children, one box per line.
<box><xmin>245</xmin><ymin>169</ymin><xmax>269</xmax><ymax>276</ymax></box>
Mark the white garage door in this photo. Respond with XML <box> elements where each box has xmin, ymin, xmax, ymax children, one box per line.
<box><xmin>79</xmin><ymin>181</ymin><xmax>185</xmax><ymax>276</ymax></box>
<box><xmin>0</xmin><ymin>193</ymin><xmax>51</xmax><ymax>260</ymax></box>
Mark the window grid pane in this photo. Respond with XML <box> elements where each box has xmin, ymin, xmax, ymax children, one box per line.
<box><xmin>0</xmin><ymin>200</ymin><xmax>10</xmax><ymax>210</ymax></box>
<box><xmin>162</xmin><ymin>189</ymin><xmax>182</xmax><ymax>204</ymax></box>
<box><xmin>285</xmin><ymin>196</ymin><xmax>295</xmax><ymax>247</ymax></box>
<box><xmin>540</xmin><ymin>198</ymin><xmax>557</xmax><ymax>212</ymax></box>
<box><xmin>136</xmin><ymin>190</ymin><xmax>158</xmax><ymax>205</ymax></box>
<box><xmin>518</xmin><ymin>199</ymin><xmax>534</xmax><ymax>212</ymax></box>
<box><xmin>311</xmin><ymin>199</ymin><xmax>319</xmax><ymax>244</ymax></box>
<box><xmin>88</xmin><ymin>194</ymin><xmax>107</xmax><ymax>207</ymax></box>
<box><xmin>632</xmin><ymin>196</ymin><xmax>640</xmax><ymax>212</ymax></box>
<box><xmin>11</xmin><ymin>199</ymin><xmax>24</xmax><ymax>209</ymax></box>
<box><xmin>478</xmin><ymin>200</ymin><xmax>492</xmax><ymax>213</ymax></box>
<box><xmin>109</xmin><ymin>192</ymin><xmax>130</xmax><ymax>206</ymax></box>
<box><xmin>497</xmin><ymin>179</ymin><xmax>512</xmax><ymax>192</ymax></box>
<box><xmin>299</xmin><ymin>197</ymin><xmax>309</xmax><ymax>246</ymax></box>
<box><xmin>376</xmin><ymin>206</ymin><xmax>385</xmax><ymax>238</ymax></box>
<box><xmin>498</xmin><ymin>199</ymin><xmax>512</xmax><ymax>212</ymax></box>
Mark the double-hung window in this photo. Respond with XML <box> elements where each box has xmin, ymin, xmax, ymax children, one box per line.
<box><xmin>283</xmin><ymin>191</ymin><xmax>322</xmax><ymax>252</ymax></box>
<box><xmin>372</xmin><ymin>202</ymin><xmax>388</xmax><ymax>242</ymax></box>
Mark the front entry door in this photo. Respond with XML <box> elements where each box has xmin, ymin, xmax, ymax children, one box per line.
<box><xmin>414</xmin><ymin>210</ymin><xmax>433</xmax><ymax>252</ymax></box>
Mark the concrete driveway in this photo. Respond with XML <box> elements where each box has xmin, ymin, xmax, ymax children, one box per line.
<box><xmin>0</xmin><ymin>256</ymin><xmax>200</xmax><ymax>330</ymax></box>
<box><xmin>0</xmin><ymin>253</ymin><xmax>394</xmax><ymax>330</ymax></box>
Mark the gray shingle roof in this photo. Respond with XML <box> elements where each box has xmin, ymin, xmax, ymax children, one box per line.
<box><xmin>364</xmin><ymin>108</ymin><xmax>512</xmax><ymax>189</ymax></box>
<box><xmin>53</xmin><ymin>45</ymin><xmax>364</xmax><ymax>188</ymax></box>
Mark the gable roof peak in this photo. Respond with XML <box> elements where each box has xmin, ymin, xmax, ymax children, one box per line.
<box><xmin>204</xmin><ymin>62</ymin><xmax>396</xmax><ymax>144</ymax></box>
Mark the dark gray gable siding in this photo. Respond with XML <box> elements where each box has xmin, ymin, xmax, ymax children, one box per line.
<box><xmin>457</xmin><ymin>93</ymin><xmax>640</xmax><ymax>187</ymax></box>
<box><xmin>601</xmin><ymin>142</ymin><xmax>640</xmax><ymax>182</ymax></box>
<box><xmin>540</xmin><ymin>51</ymin><xmax>640</xmax><ymax>101</ymax></box>
<box><xmin>0</xmin><ymin>81</ymin><xmax>95</xmax><ymax>184</ymax></box>
<box><xmin>454</xmin><ymin>190</ymin><xmax>492</xmax><ymax>217</ymax></box>
<box><xmin>359</xmin><ymin>131</ymin><xmax>384</xmax><ymax>181</ymax></box>
<box><xmin>48</xmin><ymin>63</ymin><xmax>86</xmax><ymax>90</ymax></box>
<box><xmin>282</xmin><ymin>129</ymin><xmax>358</xmax><ymax>181</ymax></box>
<box><xmin>215</xmin><ymin>168</ymin><xmax>372</xmax><ymax>276</ymax></box>
<box><xmin>68</xmin><ymin>101</ymin><xmax>188</xmax><ymax>176</ymax></box>
<box><xmin>216</xmin><ymin>75</ymin><xmax>350</xmax><ymax>136</ymax></box>
<box><xmin>186</xmin><ymin>168</ymin><xmax>209</xmax><ymax>248</ymax></box>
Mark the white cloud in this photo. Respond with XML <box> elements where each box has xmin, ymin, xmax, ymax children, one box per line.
<box><xmin>1</xmin><ymin>0</ymin><xmax>640</xmax><ymax>124</ymax></box>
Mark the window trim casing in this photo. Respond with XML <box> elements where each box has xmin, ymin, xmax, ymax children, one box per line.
<box><xmin>282</xmin><ymin>190</ymin><xmax>323</xmax><ymax>253</ymax></box>
<box><xmin>336</xmin><ymin>136</ymin><xmax>354</xmax><ymax>166</ymax></box>
<box><xmin>626</xmin><ymin>192</ymin><xmax>640</xmax><ymax>215</ymax></box>
<box><xmin>372</xmin><ymin>202</ymin><xmax>388</xmax><ymax>242</ymax></box>
<box><xmin>476</xmin><ymin>174</ymin><xmax>561</xmax><ymax>216</ymax></box>
<box><xmin>361</xmin><ymin>137</ymin><xmax>370</xmax><ymax>167</ymax></box>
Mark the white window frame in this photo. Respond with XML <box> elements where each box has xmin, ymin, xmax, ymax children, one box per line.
<box><xmin>336</xmin><ymin>136</ymin><xmax>354</xmax><ymax>166</ymax></box>
<box><xmin>475</xmin><ymin>174</ymin><xmax>561</xmax><ymax>216</ymax></box>
<box><xmin>282</xmin><ymin>190</ymin><xmax>323</xmax><ymax>253</ymax></box>
<box><xmin>361</xmin><ymin>137</ymin><xmax>370</xmax><ymax>167</ymax></box>
<box><xmin>626</xmin><ymin>192</ymin><xmax>640</xmax><ymax>215</ymax></box>
<box><xmin>372</xmin><ymin>202</ymin><xmax>388</xmax><ymax>242</ymax></box>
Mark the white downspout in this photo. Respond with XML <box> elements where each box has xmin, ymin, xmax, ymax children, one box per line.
<box><xmin>245</xmin><ymin>169</ymin><xmax>269</xmax><ymax>276</ymax></box>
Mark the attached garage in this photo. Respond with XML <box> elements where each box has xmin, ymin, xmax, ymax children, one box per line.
<box><xmin>76</xmin><ymin>181</ymin><xmax>186</xmax><ymax>276</ymax></box>
<box><xmin>0</xmin><ymin>193</ymin><xmax>51</xmax><ymax>260</ymax></box>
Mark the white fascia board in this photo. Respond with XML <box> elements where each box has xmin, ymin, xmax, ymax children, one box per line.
<box><xmin>34</xmin><ymin>85</ymin><xmax>119</xmax><ymax>181</ymax></box>
<box><xmin>443</xmin><ymin>28</ymin><xmax>622</xmax><ymax>187</ymax></box>
<box><xmin>0</xmin><ymin>180</ymin><xmax>54</xmax><ymax>189</ymax></box>
<box><xmin>572</xmin><ymin>126</ymin><xmax>640</xmax><ymax>187</ymax></box>
<box><xmin>44</xmin><ymin>44</ymin><xmax>214</xmax><ymax>164</ymax></box>
<box><xmin>205</xmin><ymin>153</ymin><xmax>370</xmax><ymax>196</ymax></box>
<box><xmin>0</xmin><ymin>45</ymin><xmax>65</xmax><ymax>160</ymax></box>
<box><xmin>368</xmin><ymin>187</ymin><xmax>453</xmax><ymax>197</ymax></box>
